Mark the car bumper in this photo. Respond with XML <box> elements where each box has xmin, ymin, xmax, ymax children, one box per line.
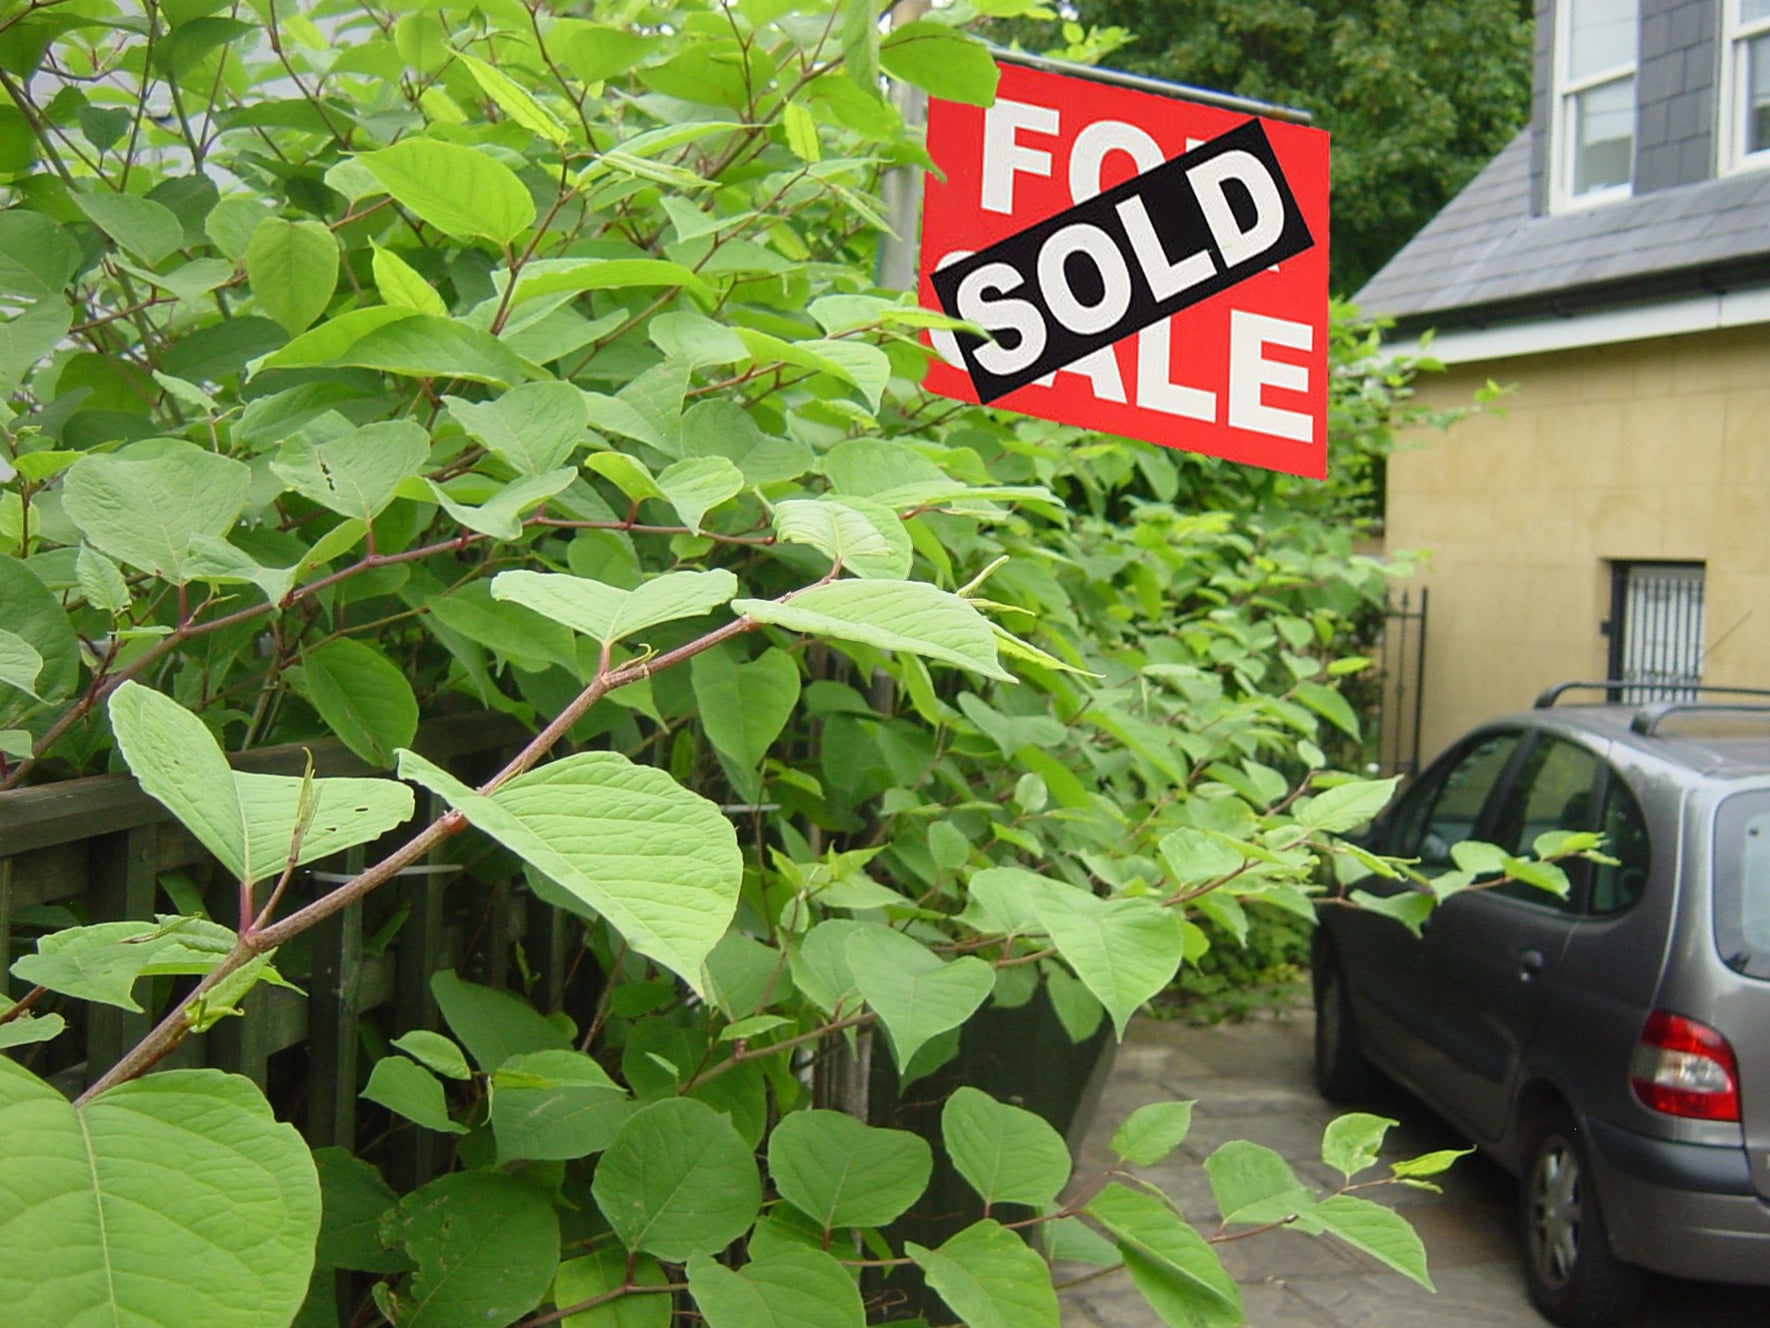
<box><xmin>1586</xmin><ymin>1116</ymin><xmax>1770</xmax><ymax>1285</ymax></box>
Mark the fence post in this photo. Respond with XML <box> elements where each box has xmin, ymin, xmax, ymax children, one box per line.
<box><xmin>85</xmin><ymin>823</ymin><xmax>158</xmax><ymax>1087</ymax></box>
<box><xmin>304</xmin><ymin>850</ymin><xmax>367</xmax><ymax>1150</ymax></box>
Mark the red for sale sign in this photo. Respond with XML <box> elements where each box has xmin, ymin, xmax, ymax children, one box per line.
<box><xmin>917</xmin><ymin>60</ymin><xmax>1331</xmax><ymax>479</ymax></box>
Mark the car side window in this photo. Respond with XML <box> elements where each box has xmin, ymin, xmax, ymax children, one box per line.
<box><xmin>1391</xmin><ymin>733</ymin><xmax>1522</xmax><ymax>872</ymax></box>
<box><xmin>1487</xmin><ymin>736</ymin><xmax>1600</xmax><ymax>910</ymax></box>
<box><xmin>1589</xmin><ymin>776</ymin><xmax>1649</xmax><ymax>915</ymax></box>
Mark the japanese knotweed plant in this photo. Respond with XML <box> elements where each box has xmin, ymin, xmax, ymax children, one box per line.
<box><xmin>0</xmin><ymin>1</ymin><xmax>1535</xmax><ymax>1326</ymax></box>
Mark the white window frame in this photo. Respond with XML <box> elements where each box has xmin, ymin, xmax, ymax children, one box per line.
<box><xmin>1551</xmin><ymin>0</ymin><xmax>1639</xmax><ymax>211</ymax></box>
<box><xmin>1720</xmin><ymin>1</ymin><xmax>1770</xmax><ymax>172</ymax></box>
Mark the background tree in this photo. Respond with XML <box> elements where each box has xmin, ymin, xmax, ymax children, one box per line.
<box><xmin>1006</xmin><ymin>0</ymin><xmax>1535</xmax><ymax>294</ymax></box>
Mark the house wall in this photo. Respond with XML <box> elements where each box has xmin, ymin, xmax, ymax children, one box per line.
<box><xmin>1386</xmin><ymin>323</ymin><xmax>1770</xmax><ymax>759</ymax></box>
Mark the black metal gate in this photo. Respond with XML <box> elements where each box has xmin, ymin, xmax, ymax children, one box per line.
<box><xmin>1376</xmin><ymin>587</ymin><xmax>1428</xmax><ymax>779</ymax></box>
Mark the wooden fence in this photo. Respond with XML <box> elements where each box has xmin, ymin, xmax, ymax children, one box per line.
<box><xmin>0</xmin><ymin>710</ymin><xmax>567</xmax><ymax>1188</ymax></box>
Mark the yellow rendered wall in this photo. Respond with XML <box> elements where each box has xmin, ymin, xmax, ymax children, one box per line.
<box><xmin>1385</xmin><ymin>323</ymin><xmax>1770</xmax><ymax>761</ymax></box>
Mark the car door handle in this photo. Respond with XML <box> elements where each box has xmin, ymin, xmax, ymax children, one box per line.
<box><xmin>1517</xmin><ymin>949</ymin><xmax>1545</xmax><ymax>979</ymax></box>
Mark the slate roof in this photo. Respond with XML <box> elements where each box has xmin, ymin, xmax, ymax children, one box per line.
<box><xmin>1355</xmin><ymin>130</ymin><xmax>1770</xmax><ymax>330</ymax></box>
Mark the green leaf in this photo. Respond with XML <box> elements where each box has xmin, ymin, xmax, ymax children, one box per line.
<box><xmin>1086</xmin><ymin>1183</ymin><xmax>1242</xmax><ymax>1328</ymax></box>
<box><xmin>492</xmin><ymin>568</ymin><xmax>738</xmax><ymax>648</ymax></box>
<box><xmin>297</xmin><ymin>638</ymin><xmax>418</xmax><ymax>768</ymax></box>
<box><xmin>782</xmin><ymin>101</ymin><xmax>822</xmax><ymax>162</ymax></box>
<box><xmin>427</xmin><ymin>468</ymin><xmax>575</xmax><ymax>540</ymax></box>
<box><xmin>509</xmin><ymin>257</ymin><xmax>715</xmax><ymax>308</ymax></box>
<box><xmin>73</xmin><ymin>189</ymin><xmax>184</xmax><ymax>264</ymax></box>
<box><xmin>444</xmin><ymin>381</ymin><xmax>586</xmax><ymax>474</ymax></box>
<box><xmin>1307</xmin><ymin>1193</ymin><xmax>1434</xmax><ymax>1289</ymax></box>
<box><xmin>773</xmin><ymin>497</ymin><xmax>911</xmax><ymax>579</ymax></box>
<box><xmin>1024</xmin><ymin>880</ymin><xmax>1187</xmax><ymax>1036</ymax></box>
<box><xmin>323</xmin><ymin>314</ymin><xmax>528</xmax><ymax>387</ymax></box>
<box><xmin>313</xmin><ymin>1148</ymin><xmax>406</xmax><ymax>1274</ymax></box>
<box><xmin>907</xmin><ymin>1220</ymin><xmax>1058</xmax><ymax>1328</ymax></box>
<box><xmin>430</xmin><ymin>969</ymin><xmax>573</xmax><ymax>1072</ymax></box>
<box><xmin>361</xmin><ymin>1056</ymin><xmax>466</xmax><ymax>1135</ymax></box>
<box><xmin>0</xmin><ymin>557</ymin><xmax>78</xmax><ymax>708</ymax></box>
<box><xmin>0</xmin><ymin>299</ymin><xmax>70</xmax><ymax>392</ymax></box>
<box><xmin>691</xmin><ymin>647</ymin><xmax>799</xmax><ymax>777</ymax></box>
<box><xmin>1294</xmin><ymin>680</ymin><xmax>1362</xmax><ymax>739</ymax></box>
<box><xmin>396</xmin><ymin>1171</ymin><xmax>560</xmax><ymax>1328</ymax></box>
<box><xmin>956</xmin><ymin>692</ymin><xmax>1064</xmax><ymax>759</ymax></box>
<box><xmin>942</xmin><ymin>1086</ymin><xmax>1071</xmax><ymax>1209</ymax></box>
<box><xmin>0</xmin><ymin>211</ymin><xmax>80</xmax><ymax>298</ymax></box>
<box><xmin>61</xmin><ymin>444</ymin><xmax>253</xmax><ymax>584</ymax></box>
<box><xmin>108</xmin><ymin>682</ymin><xmax>415</xmax><ymax>888</ymax></box>
<box><xmin>586</xmin><ymin>450</ymin><xmax>666</xmax><ymax>502</ymax></box>
<box><xmin>489</xmin><ymin>1049</ymin><xmax>636</xmax><ymax>1162</ymax></box>
<box><xmin>688</xmin><ymin>1247</ymin><xmax>864</xmax><ymax>1328</ymax></box>
<box><xmin>556</xmin><ymin>1248</ymin><xmax>671</xmax><ymax>1328</ymax></box>
<box><xmin>734</xmin><ymin>581</ymin><xmax>1012</xmax><ymax>681</ymax></box>
<box><xmin>272</xmin><ymin>421</ymin><xmax>430</xmax><ymax>523</ymax></box>
<box><xmin>400</xmin><ymin>751</ymin><xmax>742</xmax><ymax>991</ymax></box>
<box><xmin>1321</xmin><ymin>1112</ymin><xmax>1396</xmax><ymax>1180</ymax></box>
<box><xmin>390</xmin><ymin>1030</ymin><xmax>471</xmax><ymax>1081</ymax></box>
<box><xmin>0</xmin><ymin>1011</ymin><xmax>63</xmax><ymax>1049</ymax></box>
<box><xmin>0</xmin><ymin>628</ymin><xmax>41</xmax><ymax>698</ymax></box>
<box><xmin>62</xmin><ymin>441</ymin><xmax>252</xmax><ymax>582</ymax></box>
<box><xmin>880</xmin><ymin>22</ymin><xmax>1000</xmax><ymax>106</ymax></box>
<box><xmin>551</xmin><ymin>20</ymin><xmax>657</xmax><ymax>82</ymax></box>
<box><xmin>245</xmin><ymin>217</ymin><xmax>337</xmax><ymax>335</ymax></box>
<box><xmin>11</xmin><ymin>916</ymin><xmax>238</xmax><ymax>1012</ymax></box>
<box><xmin>766</xmin><ymin>1108</ymin><xmax>932</xmax><ymax>1230</ymax></box>
<box><xmin>593</xmin><ymin>1097</ymin><xmax>762</xmax><ymax>1262</ymax></box>
<box><xmin>371</xmin><ymin>244</ymin><xmax>448</xmax><ymax>316</ymax></box>
<box><xmin>845</xmin><ymin>925</ymin><xmax>993</xmax><ymax>1069</ymax></box>
<box><xmin>424</xmin><ymin>581</ymin><xmax>580</xmax><ymax>674</ymax></box>
<box><xmin>657</xmin><ymin>456</ymin><xmax>743</xmax><ymax>534</ymax></box>
<box><xmin>1111</xmin><ymin>1101</ymin><xmax>1195</xmax><ymax>1167</ymax></box>
<box><xmin>255</xmin><ymin>306</ymin><xmax>417</xmax><ymax>371</ymax></box>
<box><xmin>357</xmin><ymin>139</ymin><xmax>536</xmax><ymax>244</ymax></box>
<box><xmin>680</xmin><ymin>400</ymin><xmax>813</xmax><ymax>484</ymax></box>
<box><xmin>453</xmin><ymin>50</ymin><xmax>569</xmax><ymax>145</ymax></box>
<box><xmin>1390</xmin><ymin>1147</ymin><xmax>1472</xmax><ymax>1180</ymax></box>
<box><xmin>1296</xmin><ymin>777</ymin><xmax>1401</xmax><ymax>835</ymax></box>
<box><xmin>0</xmin><ymin>1059</ymin><xmax>319</xmax><ymax>1328</ymax></box>
<box><xmin>1203</xmin><ymin>1140</ymin><xmax>1312</xmax><ymax>1226</ymax></box>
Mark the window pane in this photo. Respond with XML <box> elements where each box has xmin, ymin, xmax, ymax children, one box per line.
<box><xmin>1568</xmin><ymin>0</ymin><xmax>1638</xmax><ymax>81</ymax></box>
<box><xmin>1751</xmin><ymin>34</ymin><xmax>1770</xmax><ymax>154</ymax></box>
<box><xmin>1406</xmin><ymin>733</ymin><xmax>1521</xmax><ymax>870</ymax></box>
<box><xmin>1574</xmin><ymin>77</ymin><xmax>1635</xmax><ymax>193</ymax></box>
<box><xmin>1488</xmin><ymin>737</ymin><xmax>1598</xmax><ymax>910</ymax></box>
<box><xmin>1590</xmin><ymin>778</ymin><xmax>1649</xmax><ymax>914</ymax></box>
<box><xmin>1744</xmin><ymin>0</ymin><xmax>1770</xmax><ymax>26</ymax></box>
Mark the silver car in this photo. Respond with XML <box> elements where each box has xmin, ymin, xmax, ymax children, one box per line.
<box><xmin>1313</xmin><ymin>683</ymin><xmax>1770</xmax><ymax>1326</ymax></box>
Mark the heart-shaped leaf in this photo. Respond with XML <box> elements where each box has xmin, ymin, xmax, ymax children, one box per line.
<box><xmin>845</xmin><ymin>924</ymin><xmax>992</xmax><ymax>1069</ymax></box>
<box><xmin>767</xmin><ymin>1108</ymin><xmax>931</xmax><ymax>1230</ymax></box>
<box><xmin>492</xmin><ymin>568</ymin><xmax>738</xmax><ymax>648</ymax></box>
<box><xmin>0</xmin><ymin>1059</ymin><xmax>320</xmax><ymax>1328</ymax></box>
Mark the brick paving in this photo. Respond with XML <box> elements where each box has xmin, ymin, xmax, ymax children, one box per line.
<box><xmin>1059</xmin><ymin>1008</ymin><xmax>1768</xmax><ymax>1327</ymax></box>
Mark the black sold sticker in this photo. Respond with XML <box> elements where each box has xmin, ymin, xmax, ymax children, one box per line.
<box><xmin>930</xmin><ymin>119</ymin><xmax>1315</xmax><ymax>404</ymax></box>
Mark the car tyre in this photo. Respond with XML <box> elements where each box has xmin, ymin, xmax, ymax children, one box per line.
<box><xmin>1518</xmin><ymin>1106</ymin><xmax>1645</xmax><ymax>1327</ymax></box>
<box><xmin>1312</xmin><ymin>946</ymin><xmax>1374</xmax><ymax>1101</ymax></box>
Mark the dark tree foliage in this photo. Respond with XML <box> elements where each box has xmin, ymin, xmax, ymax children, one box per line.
<box><xmin>1019</xmin><ymin>0</ymin><xmax>1534</xmax><ymax>294</ymax></box>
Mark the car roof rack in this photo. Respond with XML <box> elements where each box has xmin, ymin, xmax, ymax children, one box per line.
<box><xmin>1533</xmin><ymin>681</ymin><xmax>1770</xmax><ymax>709</ymax></box>
<box><xmin>1627</xmin><ymin>702</ymin><xmax>1770</xmax><ymax>736</ymax></box>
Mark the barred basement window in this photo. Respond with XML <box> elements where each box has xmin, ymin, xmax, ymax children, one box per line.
<box><xmin>1606</xmin><ymin>562</ymin><xmax>1706</xmax><ymax>703</ymax></box>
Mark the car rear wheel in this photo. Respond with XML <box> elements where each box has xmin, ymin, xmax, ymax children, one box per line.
<box><xmin>1519</xmin><ymin>1106</ymin><xmax>1645</xmax><ymax>1327</ymax></box>
<box><xmin>1312</xmin><ymin>946</ymin><xmax>1374</xmax><ymax>1101</ymax></box>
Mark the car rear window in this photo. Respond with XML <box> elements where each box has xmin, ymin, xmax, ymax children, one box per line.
<box><xmin>1713</xmin><ymin>792</ymin><xmax>1770</xmax><ymax>980</ymax></box>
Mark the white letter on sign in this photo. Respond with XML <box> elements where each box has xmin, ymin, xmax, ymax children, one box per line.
<box><xmin>1229</xmin><ymin>310</ymin><xmax>1312</xmax><ymax>442</ymax></box>
<box><xmin>1038</xmin><ymin>224</ymin><xmax>1133</xmax><ymax>336</ymax></box>
<box><xmin>1191</xmin><ymin>150</ymin><xmax>1286</xmax><ymax>267</ymax></box>
<box><xmin>1068</xmin><ymin>120</ymin><xmax>1163</xmax><ymax>201</ymax></box>
<box><xmin>1136</xmin><ymin>318</ymin><xmax>1214</xmax><ymax>421</ymax></box>
<box><xmin>1115</xmin><ymin>196</ymin><xmax>1216</xmax><ymax>301</ymax></box>
<box><xmin>981</xmin><ymin>100</ymin><xmax>1059</xmax><ymax>215</ymax></box>
<box><xmin>956</xmin><ymin>262</ymin><xmax>1047</xmax><ymax>376</ymax></box>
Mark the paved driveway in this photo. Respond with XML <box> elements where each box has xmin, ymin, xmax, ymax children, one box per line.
<box><xmin>1060</xmin><ymin>1008</ymin><xmax>1767</xmax><ymax>1327</ymax></box>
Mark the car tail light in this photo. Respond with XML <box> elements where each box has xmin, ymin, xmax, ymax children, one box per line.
<box><xmin>1630</xmin><ymin>1011</ymin><xmax>1741</xmax><ymax>1121</ymax></box>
